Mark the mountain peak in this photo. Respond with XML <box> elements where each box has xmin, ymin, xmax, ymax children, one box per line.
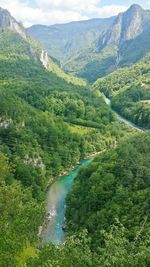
<box><xmin>0</xmin><ymin>6</ymin><xmax>12</xmax><ymax>28</ymax></box>
<box><xmin>128</xmin><ymin>4</ymin><xmax>143</xmax><ymax>11</ymax></box>
<box><xmin>101</xmin><ymin>3</ymin><xmax>146</xmax><ymax>48</ymax></box>
<box><xmin>0</xmin><ymin>6</ymin><xmax>26</xmax><ymax>39</ymax></box>
<box><xmin>125</xmin><ymin>4</ymin><xmax>144</xmax><ymax>16</ymax></box>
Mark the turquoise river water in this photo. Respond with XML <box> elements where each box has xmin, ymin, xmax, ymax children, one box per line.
<box><xmin>42</xmin><ymin>158</ymin><xmax>93</xmax><ymax>244</ymax></box>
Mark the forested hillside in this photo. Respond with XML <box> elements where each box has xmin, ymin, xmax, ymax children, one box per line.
<box><xmin>0</xmin><ymin>153</ymin><xmax>43</xmax><ymax>266</ymax></box>
<box><xmin>0</xmin><ymin>6</ymin><xmax>150</xmax><ymax>267</ymax></box>
<box><xmin>65</xmin><ymin>132</ymin><xmax>150</xmax><ymax>265</ymax></box>
<box><xmin>0</xmin><ymin>30</ymin><xmax>129</xmax><ymax>192</ymax></box>
<box><xmin>93</xmin><ymin>53</ymin><xmax>150</xmax><ymax>129</ymax></box>
<box><xmin>0</xmin><ymin>8</ymin><xmax>136</xmax><ymax>266</ymax></box>
<box><xmin>26</xmin><ymin>132</ymin><xmax>150</xmax><ymax>267</ymax></box>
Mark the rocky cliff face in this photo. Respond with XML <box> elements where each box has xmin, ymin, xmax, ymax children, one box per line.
<box><xmin>0</xmin><ymin>7</ymin><xmax>26</xmax><ymax>39</ymax></box>
<box><xmin>0</xmin><ymin>7</ymin><xmax>51</xmax><ymax>67</ymax></box>
<box><xmin>40</xmin><ymin>50</ymin><xmax>49</xmax><ymax>69</ymax></box>
<box><xmin>101</xmin><ymin>4</ymin><xmax>150</xmax><ymax>47</ymax></box>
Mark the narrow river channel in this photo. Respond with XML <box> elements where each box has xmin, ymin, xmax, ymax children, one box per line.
<box><xmin>42</xmin><ymin>158</ymin><xmax>93</xmax><ymax>245</ymax></box>
<box><xmin>103</xmin><ymin>95</ymin><xmax>144</xmax><ymax>132</ymax></box>
<box><xmin>42</xmin><ymin>94</ymin><xmax>144</xmax><ymax>245</ymax></box>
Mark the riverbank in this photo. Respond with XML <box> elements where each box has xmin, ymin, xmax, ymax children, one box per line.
<box><xmin>39</xmin><ymin>150</ymin><xmax>105</xmax><ymax>244</ymax></box>
<box><xmin>58</xmin><ymin>151</ymin><xmax>104</xmax><ymax>177</ymax></box>
<box><xmin>103</xmin><ymin>94</ymin><xmax>145</xmax><ymax>132</ymax></box>
<box><xmin>45</xmin><ymin>150</ymin><xmax>104</xmax><ymax>191</ymax></box>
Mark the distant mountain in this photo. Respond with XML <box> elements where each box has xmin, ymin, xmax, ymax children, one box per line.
<box><xmin>28</xmin><ymin>4</ymin><xmax>150</xmax><ymax>83</ymax></box>
<box><xmin>100</xmin><ymin>4</ymin><xmax>150</xmax><ymax>66</ymax></box>
<box><xmin>27</xmin><ymin>18</ymin><xmax>114</xmax><ymax>62</ymax></box>
<box><xmin>0</xmin><ymin>7</ymin><xmax>85</xmax><ymax>86</ymax></box>
<box><xmin>101</xmin><ymin>4</ymin><xmax>145</xmax><ymax>46</ymax></box>
<box><xmin>27</xmin><ymin>17</ymin><xmax>115</xmax><ymax>82</ymax></box>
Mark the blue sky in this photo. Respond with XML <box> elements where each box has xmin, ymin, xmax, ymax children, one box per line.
<box><xmin>0</xmin><ymin>0</ymin><xmax>149</xmax><ymax>26</ymax></box>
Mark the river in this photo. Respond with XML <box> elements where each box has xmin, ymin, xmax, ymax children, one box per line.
<box><xmin>41</xmin><ymin>95</ymin><xmax>144</xmax><ymax>245</ymax></box>
<box><xmin>103</xmin><ymin>95</ymin><xmax>144</xmax><ymax>132</ymax></box>
<box><xmin>42</xmin><ymin>158</ymin><xmax>93</xmax><ymax>245</ymax></box>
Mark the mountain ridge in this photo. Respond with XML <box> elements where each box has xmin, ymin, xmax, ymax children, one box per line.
<box><xmin>27</xmin><ymin>4</ymin><xmax>150</xmax><ymax>83</ymax></box>
<box><xmin>0</xmin><ymin>6</ymin><xmax>86</xmax><ymax>86</ymax></box>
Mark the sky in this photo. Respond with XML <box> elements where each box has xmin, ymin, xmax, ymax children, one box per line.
<box><xmin>0</xmin><ymin>0</ymin><xmax>150</xmax><ymax>27</ymax></box>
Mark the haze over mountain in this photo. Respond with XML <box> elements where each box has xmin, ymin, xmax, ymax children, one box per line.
<box><xmin>28</xmin><ymin>4</ymin><xmax>150</xmax><ymax>83</ymax></box>
<box><xmin>27</xmin><ymin>17</ymin><xmax>114</xmax><ymax>66</ymax></box>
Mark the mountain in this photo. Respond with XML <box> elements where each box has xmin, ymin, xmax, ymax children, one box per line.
<box><xmin>0</xmin><ymin>7</ymin><xmax>86</xmax><ymax>86</ymax></box>
<box><xmin>0</xmin><ymin>6</ymin><xmax>120</xmax><ymax>189</ymax></box>
<box><xmin>27</xmin><ymin>17</ymin><xmax>115</xmax><ymax>83</ymax></box>
<box><xmin>0</xmin><ymin>7</ymin><xmax>128</xmax><ymax>264</ymax></box>
<box><xmin>0</xmin><ymin>7</ymin><xmax>26</xmax><ymax>38</ymax></box>
<box><xmin>27</xmin><ymin>17</ymin><xmax>114</xmax><ymax>63</ymax></box>
<box><xmin>101</xmin><ymin>4</ymin><xmax>145</xmax><ymax>46</ymax></box>
<box><xmin>100</xmin><ymin>4</ymin><xmax>150</xmax><ymax>66</ymax></box>
<box><xmin>28</xmin><ymin>4</ymin><xmax>150</xmax><ymax>83</ymax></box>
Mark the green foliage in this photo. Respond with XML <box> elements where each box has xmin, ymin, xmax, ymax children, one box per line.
<box><xmin>27</xmin><ymin>224</ymin><xmax>150</xmax><ymax>267</ymax></box>
<box><xmin>93</xmin><ymin>54</ymin><xmax>150</xmax><ymax>128</ymax></box>
<box><xmin>0</xmin><ymin>28</ymin><xmax>132</xmax><ymax>203</ymax></box>
<box><xmin>66</xmin><ymin>132</ymin><xmax>150</xmax><ymax>250</ymax></box>
<box><xmin>98</xmin><ymin>223</ymin><xmax>150</xmax><ymax>267</ymax></box>
<box><xmin>64</xmin><ymin>46</ymin><xmax>117</xmax><ymax>84</ymax></box>
<box><xmin>0</xmin><ymin>29</ymin><xmax>127</xmax><ymax>202</ymax></box>
<box><xmin>0</xmin><ymin>19</ymin><xmax>149</xmax><ymax>267</ymax></box>
<box><xmin>0</xmin><ymin>154</ymin><xmax>43</xmax><ymax>266</ymax></box>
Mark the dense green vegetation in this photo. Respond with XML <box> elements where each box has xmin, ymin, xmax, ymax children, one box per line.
<box><xmin>0</xmin><ymin>9</ymin><xmax>149</xmax><ymax>267</ymax></box>
<box><xmin>0</xmin><ymin>25</ymin><xmax>135</xmax><ymax>265</ymax></box>
<box><xmin>27</xmin><ymin>225</ymin><xmax>150</xmax><ymax>267</ymax></box>
<box><xmin>0</xmin><ymin>30</ymin><xmax>86</xmax><ymax>86</ymax></box>
<box><xmin>93</xmin><ymin>54</ymin><xmax>150</xmax><ymax>128</ymax></box>
<box><xmin>65</xmin><ymin>132</ymin><xmax>150</xmax><ymax>265</ymax></box>
<box><xmin>72</xmin><ymin>46</ymin><xmax>117</xmax><ymax>84</ymax></box>
<box><xmin>0</xmin><ymin>153</ymin><xmax>43</xmax><ymax>266</ymax></box>
<box><xmin>0</xmin><ymin>30</ymin><xmax>133</xmax><ymax>196</ymax></box>
<box><xmin>2</xmin><ymin>133</ymin><xmax>149</xmax><ymax>266</ymax></box>
<box><xmin>25</xmin><ymin>132</ymin><xmax>150</xmax><ymax>267</ymax></box>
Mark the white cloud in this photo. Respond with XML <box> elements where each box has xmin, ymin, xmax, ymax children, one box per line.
<box><xmin>0</xmin><ymin>0</ymin><xmax>128</xmax><ymax>27</ymax></box>
<box><xmin>0</xmin><ymin>0</ymin><xmax>42</xmax><ymax>26</ymax></box>
<box><xmin>87</xmin><ymin>5</ymin><xmax>127</xmax><ymax>17</ymax></box>
<box><xmin>36</xmin><ymin>0</ymin><xmax>98</xmax><ymax>11</ymax></box>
